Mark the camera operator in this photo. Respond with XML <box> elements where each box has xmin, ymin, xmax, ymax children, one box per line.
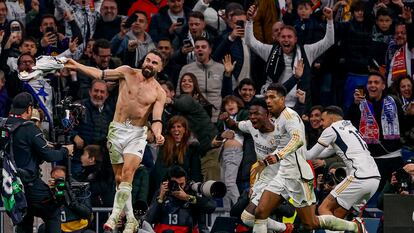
<box><xmin>378</xmin><ymin>159</ymin><xmax>414</xmax><ymax>210</ymax></box>
<box><xmin>8</xmin><ymin>92</ymin><xmax>75</xmax><ymax>233</ymax></box>
<box><xmin>40</xmin><ymin>166</ymin><xmax>93</xmax><ymax>233</ymax></box>
<box><xmin>377</xmin><ymin>159</ymin><xmax>414</xmax><ymax>232</ymax></box>
<box><xmin>315</xmin><ymin>163</ymin><xmax>347</xmax><ymax>204</ymax></box>
<box><xmin>146</xmin><ymin>165</ymin><xmax>216</xmax><ymax>233</ymax></box>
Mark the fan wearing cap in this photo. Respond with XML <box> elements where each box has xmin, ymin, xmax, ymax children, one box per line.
<box><xmin>7</xmin><ymin>92</ymin><xmax>74</xmax><ymax>233</ymax></box>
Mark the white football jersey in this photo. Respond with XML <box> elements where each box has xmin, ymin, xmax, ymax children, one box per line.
<box><xmin>271</xmin><ymin>107</ymin><xmax>314</xmax><ymax>180</ymax></box>
<box><xmin>318</xmin><ymin>120</ymin><xmax>381</xmax><ymax>179</ymax></box>
<box><xmin>238</xmin><ymin>120</ymin><xmax>280</xmax><ymax>181</ymax></box>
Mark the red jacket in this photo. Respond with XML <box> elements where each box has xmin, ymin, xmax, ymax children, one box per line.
<box><xmin>127</xmin><ymin>0</ymin><xmax>167</xmax><ymax>30</ymax></box>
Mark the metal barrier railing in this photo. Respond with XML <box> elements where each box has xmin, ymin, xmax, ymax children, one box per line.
<box><xmin>0</xmin><ymin>207</ymin><xmax>113</xmax><ymax>233</ymax></box>
<box><xmin>0</xmin><ymin>207</ymin><xmax>229</xmax><ymax>233</ymax></box>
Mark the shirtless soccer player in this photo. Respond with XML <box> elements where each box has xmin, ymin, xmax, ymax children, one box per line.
<box><xmin>65</xmin><ymin>50</ymin><xmax>166</xmax><ymax>233</ymax></box>
<box><xmin>253</xmin><ymin>84</ymin><xmax>368</xmax><ymax>233</ymax></box>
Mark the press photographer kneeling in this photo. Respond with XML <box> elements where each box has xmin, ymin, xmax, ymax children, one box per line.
<box><xmin>6</xmin><ymin>93</ymin><xmax>74</xmax><ymax>233</ymax></box>
<box><xmin>379</xmin><ymin>159</ymin><xmax>414</xmax><ymax>205</ymax></box>
<box><xmin>146</xmin><ymin>166</ymin><xmax>221</xmax><ymax>233</ymax></box>
<box><xmin>38</xmin><ymin>166</ymin><xmax>93</xmax><ymax>233</ymax></box>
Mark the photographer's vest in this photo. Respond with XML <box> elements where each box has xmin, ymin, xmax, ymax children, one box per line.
<box><xmin>153</xmin><ymin>199</ymin><xmax>198</xmax><ymax>233</ymax></box>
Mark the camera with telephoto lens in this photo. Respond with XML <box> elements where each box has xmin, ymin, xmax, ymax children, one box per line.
<box><xmin>324</xmin><ymin>167</ymin><xmax>347</xmax><ymax>186</ymax></box>
<box><xmin>52</xmin><ymin>178</ymin><xmax>90</xmax><ymax>207</ymax></box>
<box><xmin>395</xmin><ymin>159</ymin><xmax>414</xmax><ymax>192</ymax></box>
<box><xmin>188</xmin><ymin>180</ymin><xmax>227</xmax><ymax>198</ymax></box>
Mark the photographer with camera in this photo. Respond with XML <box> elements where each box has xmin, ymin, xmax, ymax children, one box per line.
<box><xmin>146</xmin><ymin>165</ymin><xmax>217</xmax><ymax>233</ymax></box>
<box><xmin>40</xmin><ymin>166</ymin><xmax>93</xmax><ymax>233</ymax></box>
<box><xmin>378</xmin><ymin>159</ymin><xmax>414</xmax><ymax>209</ymax></box>
<box><xmin>7</xmin><ymin>92</ymin><xmax>74</xmax><ymax>233</ymax></box>
<box><xmin>315</xmin><ymin>163</ymin><xmax>347</xmax><ymax>205</ymax></box>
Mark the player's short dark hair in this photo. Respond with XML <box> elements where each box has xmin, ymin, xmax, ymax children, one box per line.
<box><xmin>267</xmin><ymin>83</ymin><xmax>287</xmax><ymax>97</ymax></box>
<box><xmin>323</xmin><ymin>105</ymin><xmax>344</xmax><ymax>117</ymax></box>
<box><xmin>147</xmin><ymin>49</ymin><xmax>166</xmax><ymax>66</ymax></box>
<box><xmin>238</xmin><ymin>78</ymin><xmax>256</xmax><ymax>91</ymax></box>
<box><xmin>250</xmin><ymin>98</ymin><xmax>268</xmax><ymax>112</ymax></box>
<box><xmin>93</xmin><ymin>39</ymin><xmax>111</xmax><ymax>55</ymax></box>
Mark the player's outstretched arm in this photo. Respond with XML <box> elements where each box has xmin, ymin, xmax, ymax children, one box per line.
<box><xmin>103</xmin><ymin>66</ymin><xmax>131</xmax><ymax>81</ymax></box>
<box><xmin>151</xmin><ymin>87</ymin><xmax>167</xmax><ymax>145</ymax></box>
<box><xmin>306</xmin><ymin>127</ymin><xmax>336</xmax><ymax>160</ymax></box>
<box><xmin>306</xmin><ymin>143</ymin><xmax>335</xmax><ymax>160</ymax></box>
<box><xmin>65</xmin><ymin>59</ymin><xmax>127</xmax><ymax>80</ymax></box>
<box><xmin>65</xmin><ymin>58</ymin><xmax>103</xmax><ymax>79</ymax></box>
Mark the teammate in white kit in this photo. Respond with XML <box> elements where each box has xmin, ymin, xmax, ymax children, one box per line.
<box><xmin>253</xmin><ymin>84</ymin><xmax>368</xmax><ymax>233</ymax></box>
<box><xmin>222</xmin><ymin>99</ymin><xmax>290</xmax><ymax>232</ymax></box>
<box><xmin>306</xmin><ymin>106</ymin><xmax>380</xmax><ymax>232</ymax></box>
